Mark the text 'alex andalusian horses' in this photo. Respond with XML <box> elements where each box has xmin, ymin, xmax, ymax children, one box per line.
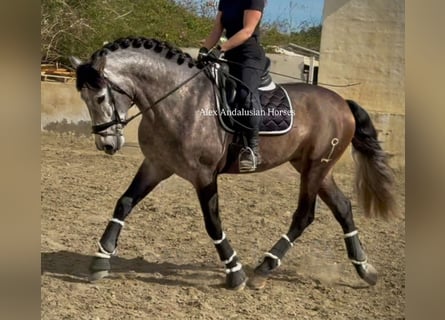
<box><xmin>71</xmin><ymin>37</ymin><xmax>397</xmax><ymax>290</ymax></box>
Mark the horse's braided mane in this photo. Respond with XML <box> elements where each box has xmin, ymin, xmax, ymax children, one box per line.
<box><xmin>90</xmin><ymin>37</ymin><xmax>201</xmax><ymax>69</ymax></box>
<box><xmin>76</xmin><ymin>37</ymin><xmax>202</xmax><ymax>91</ymax></box>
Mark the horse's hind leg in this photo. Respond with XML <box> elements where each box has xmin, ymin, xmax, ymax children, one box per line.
<box><xmin>89</xmin><ymin>160</ymin><xmax>172</xmax><ymax>281</ymax></box>
<box><xmin>250</xmin><ymin>160</ymin><xmax>328</xmax><ymax>289</ymax></box>
<box><xmin>318</xmin><ymin>174</ymin><xmax>378</xmax><ymax>285</ymax></box>
<box><xmin>195</xmin><ymin>175</ymin><xmax>247</xmax><ymax>290</ymax></box>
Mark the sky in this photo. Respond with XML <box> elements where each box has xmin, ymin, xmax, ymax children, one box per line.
<box><xmin>175</xmin><ymin>0</ymin><xmax>325</xmax><ymax>31</ymax></box>
<box><xmin>262</xmin><ymin>0</ymin><xmax>325</xmax><ymax>30</ymax></box>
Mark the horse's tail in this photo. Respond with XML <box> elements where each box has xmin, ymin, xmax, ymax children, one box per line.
<box><xmin>346</xmin><ymin>99</ymin><xmax>398</xmax><ymax>220</ymax></box>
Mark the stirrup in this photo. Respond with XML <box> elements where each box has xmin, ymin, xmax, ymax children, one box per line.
<box><xmin>239</xmin><ymin>147</ymin><xmax>257</xmax><ymax>172</ymax></box>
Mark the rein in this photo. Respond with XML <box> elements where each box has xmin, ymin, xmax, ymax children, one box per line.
<box><xmin>96</xmin><ymin>66</ymin><xmax>209</xmax><ymax>134</ymax></box>
<box><xmin>94</xmin><ymin>54</ymin><xmax>359</xmax><ymax>135</ymax></box>
<box><xmin>91</xmin><ymin>54</ymin><xmax>358</xmax><ymax>135</ymax></box>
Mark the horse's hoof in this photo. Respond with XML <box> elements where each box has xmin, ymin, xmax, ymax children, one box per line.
<box><xmin>89</xmin><ymin>270</ymin><xmax>109</xmax><ymax>282</ymax></box>
<box><xmin>248</xmin><ymin>274</ymin><xmax>269</xmax><ymax>290</ymax></box>
<box><xmin>88</xmin><ymin>257</ymin><xmax>111</xmax><ymax>282</ymax></box>
<box><xmin>226</xmin><ymin>270</ymin><xmax>247</xmax><ymax>291</ymax></box>
<box><xmin>232</xmin><ymin>279</ymin><xmax>247</xmax><ymax>291</ymax></box>
<box><xmin>355</xmin><ymin>262</ymin><xmax>378</xmax><ymax>286</ymax></box>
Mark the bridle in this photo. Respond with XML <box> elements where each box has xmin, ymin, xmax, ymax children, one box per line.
<box><xmin>90</xmin><ymin>67</ymin><xmax>209</xmax><ymax>136</ymax></box>
<box><xmin>90</xmin><ymin>78</ymin><xmax>135</xmax><ymax>136</ymax></box>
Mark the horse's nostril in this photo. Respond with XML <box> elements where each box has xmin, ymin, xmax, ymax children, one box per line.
<box><xmin>103</xmin><ymin>144</ymin><xmax>117</xmax><ymax>155</ymax></box>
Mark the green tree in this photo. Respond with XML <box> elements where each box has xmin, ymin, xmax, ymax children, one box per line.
<box><xmin>41</xmin><ymin>0</ymin><xmax>321</xmax><ymax>64</ymax></box>
<box><xmin>41</xmin><ymin>0</ymin><xmax>213</xmax><ymax>63</ymax></box>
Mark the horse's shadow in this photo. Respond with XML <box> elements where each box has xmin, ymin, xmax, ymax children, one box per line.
<box><xmin>41</xmin><ymin>251</ymin><xmax>224</xmax><ymax>288</ymax></box>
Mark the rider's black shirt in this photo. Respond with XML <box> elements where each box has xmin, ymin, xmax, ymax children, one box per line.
<box><xmin>218</xmin><ymin>0</ymin><xmax>265</xmax><ymax>39</ymax></box>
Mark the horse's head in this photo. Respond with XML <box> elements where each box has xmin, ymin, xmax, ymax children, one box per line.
<box><xmin>70</xmin><ymin>55</ymin><xmax>133</xmax><ymax>155</ymax></box>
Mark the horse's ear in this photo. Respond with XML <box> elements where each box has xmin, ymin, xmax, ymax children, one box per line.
<box><xmin>69</xmin><ymin>56</ymin><xmax>83</xmax><ymax>69</ymax></box>
<box><xmin>92</xmin><ymin>55</ymin><xmax>106</xmax><ymax>75</ymax></box>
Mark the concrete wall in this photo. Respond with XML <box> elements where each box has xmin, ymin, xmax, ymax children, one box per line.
<box><xmin>41</xmin><ymin>81</ymin><xmax>90</xmax><ymax>134</ymax></box>
<box><xmin>41</xmin><ymin>81</ymin><xmax>142</xmax><ymax>143</ymax></box>
<box><xmin>318</xmin><ymin>0</ymin><xmax>405</xmax><ymax>168</ymax></box>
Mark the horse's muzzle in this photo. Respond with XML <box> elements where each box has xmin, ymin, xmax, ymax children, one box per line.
<box><xmin>95</xmin><ymin>134</ymin><xmax>125</xmax><ymax>155</ymax></box>
<box><xmin>103</xmin><ymin>144</ymin><xmax>117</xmax><ymax>155</ymax></box>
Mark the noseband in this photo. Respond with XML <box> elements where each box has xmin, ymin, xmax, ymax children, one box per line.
<box><xmin>91</xmin><ymin>78</ymin><xmax>134</xmax><ymax>135</ymax></box>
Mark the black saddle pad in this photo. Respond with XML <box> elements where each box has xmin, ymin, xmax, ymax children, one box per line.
<box><xmin>215</xmin><ymin>84</ymin><xmax>294</xmax><ymax>136</ymax></box>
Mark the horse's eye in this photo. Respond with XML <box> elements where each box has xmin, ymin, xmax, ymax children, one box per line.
<box><xmin>96</xmin><ymin>95</ymin><xmax>105</xmax><ymax>104</ymax></box>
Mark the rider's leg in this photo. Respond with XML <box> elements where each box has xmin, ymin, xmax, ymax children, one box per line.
<box><xmin>237</xmin><ymin>63</ymin><xmax>263</xmax><ymax>172</ymax></box>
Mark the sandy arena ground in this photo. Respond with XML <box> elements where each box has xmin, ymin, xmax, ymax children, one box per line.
<box><xmin>41</xmin><ymin>132</ymin><xmax>405</xmax><ymax>319</ymax></box>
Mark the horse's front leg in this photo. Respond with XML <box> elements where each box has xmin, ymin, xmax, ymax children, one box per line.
<box><xmin>89</xmin><ymin>160</ymin><xmax>172</xmax><ymax>281</ymax></box>
<box><xmin>196</xmin><ymin>176</ymin><xmax>247</xmax><ymax>290</ymax></box>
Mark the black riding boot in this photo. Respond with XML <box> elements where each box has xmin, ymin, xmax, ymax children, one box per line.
<box><xmin>239</xmin><ymin>131</ymin><xmax>261</xmax><ymax>172</ymax></box>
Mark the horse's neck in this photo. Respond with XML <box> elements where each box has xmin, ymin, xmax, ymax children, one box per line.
<box><xmin>109</xmin><ymin>51</ymin><xmax>199</xmax><ymax>107</ymax></box>
<box><xmin>107</xmin><ymin>51</ymin><xmax>222</xmax><ymax>147</ymax></box>
<box><xmin>104</xmin><ymin>49</ymin><xmax>218</xmax><ymax>139</ymax></box>
<box><xmin>107</xmin><ymin>52</ymin><xmax>213</xmax><ymax>134</ymax></box>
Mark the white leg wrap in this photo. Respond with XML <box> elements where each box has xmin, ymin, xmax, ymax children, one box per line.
<box><xmin>213</xmin><ymin>232</ymin><xmax>226</xmax><ymax>245</ymax></box>
<box><xmin>264</xmin><ymin>252</ymin><xmax>281</xmax><ymax>267</ymax></box>
<box><xmin>350</xmin><ymin>258</ymin><xmax>368</xmax><ymax>265</ymax></box>
<box><xmin>110</xmin><ymin>218</ymin><xmax>125</xmax><ymax>227</ymax></box>
<box><xmin>350</xmin><ymin>258</ymin><xmax>369</xmax><ymax>271</ymax></box>
<box><xmin>344</xmin><ymin>230</ymin><xmax>358</xmax><ymax>238</ymax></box>
<box><xmin>223</xmin><ymin>251</ymin><xmax>237</xmax><ymax>265</ymax></box>
<box><xmin>94</xmin><ymin>251</ymin><xmax>111</xmax><ymax>259</ymax></box>
<box><xmin>281</xmin><ymin>234</ymin><xmax>294</xmax><ymax>247</ymax></box>
<box><xmin>225</xmin><ymin>262</ymin><xmax>243</xmax><ymax>274</ymax></box>
<box><xmin>97</xmin><ymin>241</ymin><xmax>117</xmax><ymax>257</ymax></box>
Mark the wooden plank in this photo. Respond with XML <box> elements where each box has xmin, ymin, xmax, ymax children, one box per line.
<box><xmin>41</xmin><ymin>74</ymin><xmax>75</xmax><ymax>83</ymax></box>
<box><xmin>41</xmin><ymin>63</ymin><xmax>75</xmax><ymax>82</ymax></box>
<box><xmin>45</xmin><ymin>70</ymin><xmax>74</xmax><ymax>76</ymax></box>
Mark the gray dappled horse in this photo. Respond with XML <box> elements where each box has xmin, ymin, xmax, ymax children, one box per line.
<box><xmin>70</xmin><ymin>37</ymin><xmax>397</xmax><ymax>290</ymax></box>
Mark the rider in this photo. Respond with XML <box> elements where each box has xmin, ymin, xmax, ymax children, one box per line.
<box><xmin>198</xmin><ymin>0</ymin><xmax>266</xmax><ymax>172</ymax></box>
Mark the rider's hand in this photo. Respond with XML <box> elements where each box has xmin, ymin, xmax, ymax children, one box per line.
<box><xmin>198</xmin><ymin>45</ymin><xmax>225</xmax><ymax>64</ymax></box>
<box><xmin>207</xmin><ymin>45</ymin><xmax>225</xmax><ymax>62</ymax></box>
<box><xmin>197</xmin><ymin>47</ymin><xmax>209</xmax><ymax>62</ymax></box>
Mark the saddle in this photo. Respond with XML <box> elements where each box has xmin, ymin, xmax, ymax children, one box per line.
<box><xmin>210</xmin><ymin>57</ymin><xmax>294</xmax><ymax>136</ymax></box>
